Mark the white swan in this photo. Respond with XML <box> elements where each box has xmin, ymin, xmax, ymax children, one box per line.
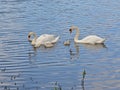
<box><xmin>28</xmin><ymin>32</ymin><xmax>59</xmax><ymax>47</ymax></box>
<box><xmin>64</xmin><ymin>40</ymin><xmax>70</xmax><ymax>46</ymax></box>
<box><xmin>69</xmin><ymin>26</ymin><xmax>105</xmax><ymax>44</ymax></box>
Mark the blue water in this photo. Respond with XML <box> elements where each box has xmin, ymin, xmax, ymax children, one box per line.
<box><xmin>0</xmin><ymin>0</ymin><xmax>120</xmax><ymax>90</ymax></box>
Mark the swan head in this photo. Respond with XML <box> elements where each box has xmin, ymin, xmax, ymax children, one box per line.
<box><xmin>28</xmin><ymin>32</ymin><xmax>37</xmax><ymax>42</ymax></box>
<box><xmin>28</xmin><ymin>32</ymin><xmax>35</xmax><ymax>38</ymax></box>
<box><xmin>69</xmin><ymin>26</ymin><xmax>79</xmax><ymax>33</ymax></box>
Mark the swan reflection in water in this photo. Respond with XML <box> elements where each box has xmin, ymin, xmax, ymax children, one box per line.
<box><xmin>69</xmin><ymin>43</ymin><xmax>107</xmax><ymax>59</ymax></box>
<box><xmin>28</xmin><ymin>47</ymin><xmax>38</xmax><ymax>64</ymax></box>
<box><xmin>82</xmin><ymin>43</ymin><xmax>107</xmax><ymax>50</ymax></box>
<box><xmin>69</xmin><ymin>43</ymin><xmax>80</xmax><ymax>59</ymax></box>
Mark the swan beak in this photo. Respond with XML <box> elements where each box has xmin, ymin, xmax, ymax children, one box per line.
<box><xmin>69</xmin><ymin>29</ymin><xmax>72</xmax><ymax>34</ymax></box>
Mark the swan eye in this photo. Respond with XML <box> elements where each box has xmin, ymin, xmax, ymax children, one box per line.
<box><xmin>28</xmin><ymin>35</ymin><xmax>30</xmax><ymax>38</ymax></box>
<box><xmin>69</xmin><ymin>29</ymin><xmax>72</xmax><ymax>33</ymax></box>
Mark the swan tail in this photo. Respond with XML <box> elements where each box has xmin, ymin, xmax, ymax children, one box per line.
<box><xmin>51</xmin><ymin>36</ymin><xmax>60</xmax><ymax>43</ymax></box>
<box><xmin>102</xmin><ymin>38</ymin><xmax>106</xmax><ymax>43</ymax></box>
<box><xmin>97</xmin><ymin>38</ymin><xmax>106</xmax><ymax>44</ymax></box>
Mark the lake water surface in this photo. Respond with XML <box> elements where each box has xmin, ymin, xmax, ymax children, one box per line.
<box><xmin>0</xmin><ymin>0</ymin><xmax>120</xmax><ymax>90</ymax></box>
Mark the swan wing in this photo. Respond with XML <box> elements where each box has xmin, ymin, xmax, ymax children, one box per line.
<box><xmin>81</xmin><ymin>35</ymin><xmax>105</xmax><ymax>44</ymax></box>
<box><xmin>51</xmin><ymin>36</ymin><xmax>60</xmax><ymax>43</ymax></box>
<box><xmin>36</xmin><ymin>34</ymin><xmax>59</xmax><ymax>44</ymax></box>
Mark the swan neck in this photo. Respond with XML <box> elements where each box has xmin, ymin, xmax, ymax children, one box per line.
<box><xmin>74</xmin><ymin>27</ymin><xmax>80</xmax><ymax>40</ymax></box>
<box><xmin>33</xmin><ymin>33</ymin><xmax>37</xmax><ymax>40</ymax></box>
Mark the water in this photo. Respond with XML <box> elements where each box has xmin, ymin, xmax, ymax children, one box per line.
<box><xmin>0</xmin><ymin>0</ymin><xmax>120</xmax><ymax>90</ymax></box>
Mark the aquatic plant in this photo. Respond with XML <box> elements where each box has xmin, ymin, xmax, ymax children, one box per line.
<box><xmin>53</xmin><ymin>82</ymin><xmax>62</xmax><ymax>90</ymax></box>
<box><xmin>82</xmin><ymin>69</ymin><xmax>86</xmax><ymax>79</ymax></box>
<box><xmin>81</xmin><ymin>69</ymin><xmax>86</xmax><ymax>90</ymax></box>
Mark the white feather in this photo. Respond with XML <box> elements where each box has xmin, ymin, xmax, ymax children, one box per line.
<box><xmin>69</xmin><ymin>26</ymin><xmax>105</xmax><ymax>44</ymax></box>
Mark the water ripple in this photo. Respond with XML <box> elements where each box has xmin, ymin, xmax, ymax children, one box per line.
<box><xmin>0</xmin><ymin>0</ymin><xmax>120</xmax><ymax>90</ymax></box>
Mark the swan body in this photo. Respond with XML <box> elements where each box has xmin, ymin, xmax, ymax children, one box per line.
<box><xmin>44</xmin><ymin>42</ymin><xmax>54</xmax><ymax>48</ymax></box>
<box><xmin>28</xmin><ymin>32</ymin><xmax>59</xmax><ymax>47</ymax></box>
<box><xmin>64</xmin><ymin>40</ymin><xmax>70</xmax><ymax>46</ymax></box>
<box><xmin>69</xmin><ymin>26</ymin><xmax>105</xmax><ymax>44</ymax></box>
